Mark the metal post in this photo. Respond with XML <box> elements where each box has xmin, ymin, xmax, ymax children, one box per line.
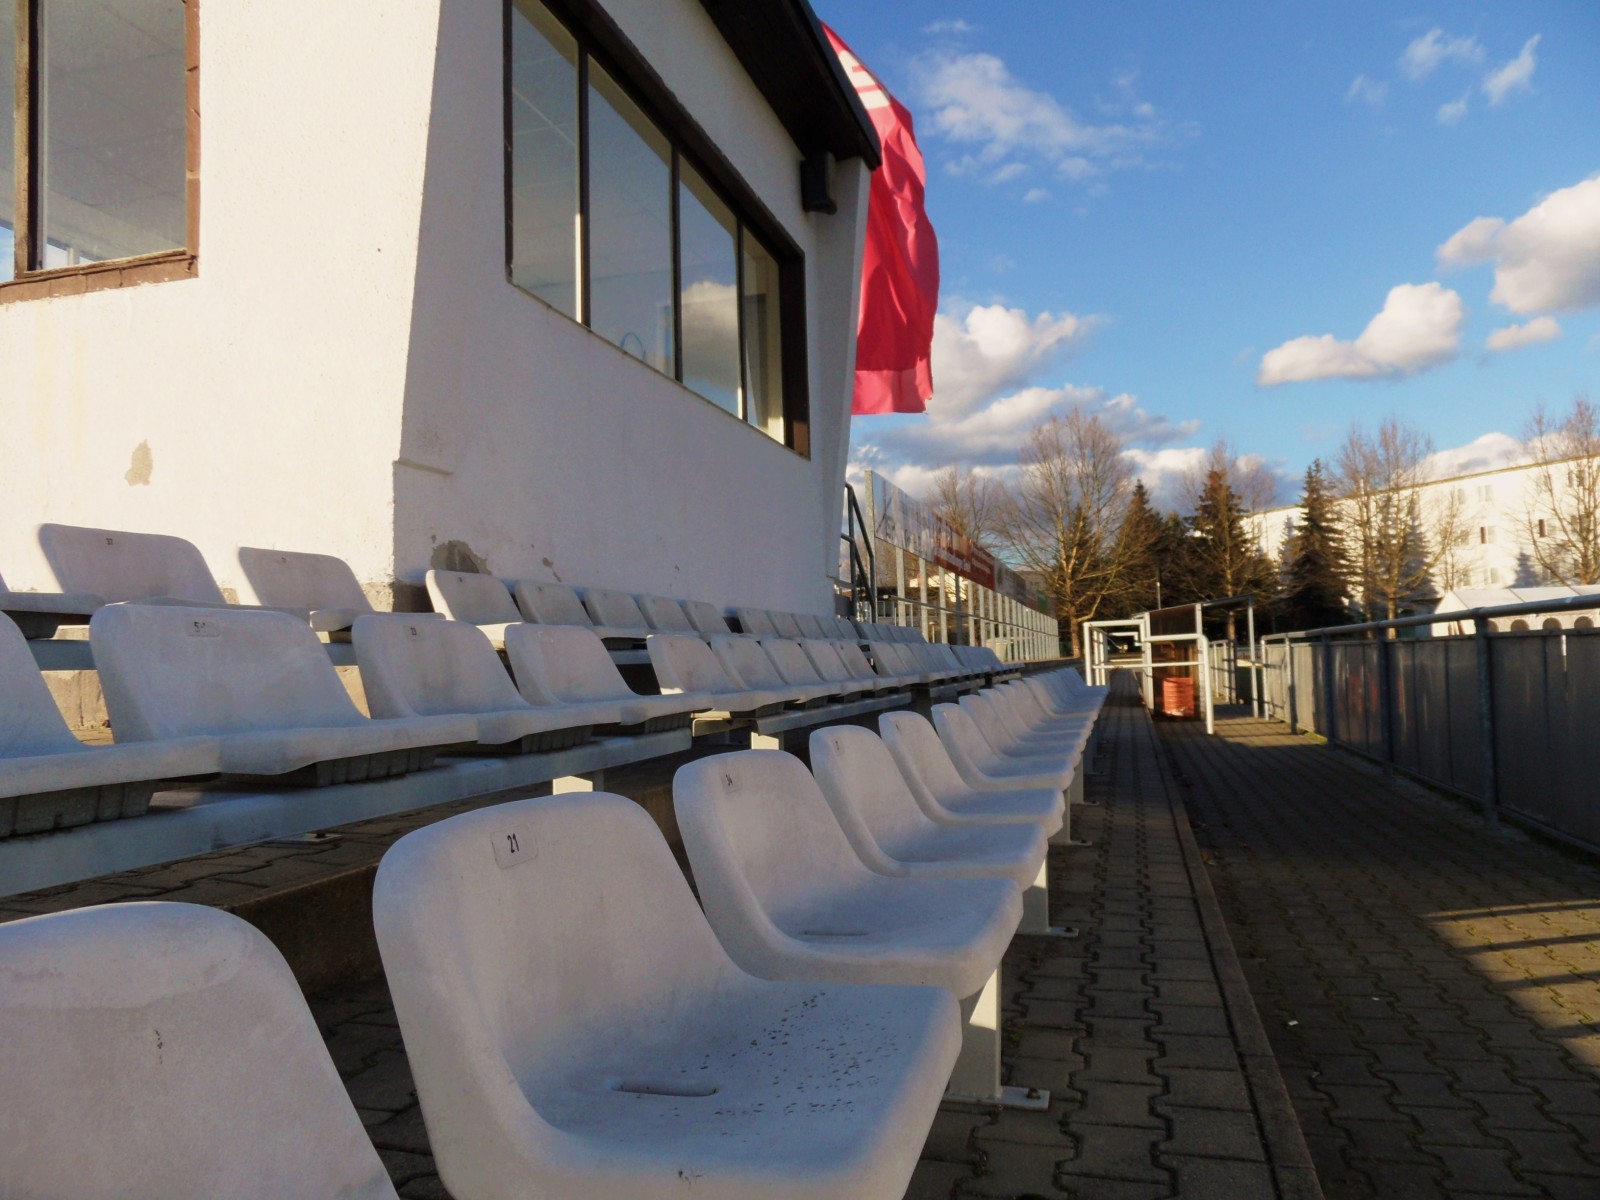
<box><xmin>1286</xmin><ymin>637</ymin><xmax>1299</xmax><ymax>733</ymax></box>
<box><xmin>1199</xmin><ymin>635</ymin><xmax>1215</xmax><ymax>735</ymax></box>
<box><xmin>1376</xmin><ymin>632</ymin><xmax>1395</xmax><ymax>774</ymax></box>
<box><xmin>1246</xmin><ymin>601</ymin><xmax>1260</xmax><ymax>718</ymax></box>
<box><xmin>1474</xmin><ymin>615</ymin><xmax>1499</xmax><ymax>825</ymax></box>
<box><xmin>1320</xmin><ymin>632</ymin><xmax>1336</xmax><ymax>745</ymax></box>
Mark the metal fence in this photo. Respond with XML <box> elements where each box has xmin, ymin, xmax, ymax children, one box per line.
<box><xmin>1259</xmin><ymin>594</ymin><xmax>1600</xmax><ymax>853</ymax></box>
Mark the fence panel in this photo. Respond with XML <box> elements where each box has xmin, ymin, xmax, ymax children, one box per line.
<box><xmin>1493</xmin><ymin>637</ymin><xmax>1556</xmax><ymax>828</ymax></box>
<box><xmin>1552</xmin><ymin>633</ymin><xmax>1600</xmax><ymax>847</ymax></box>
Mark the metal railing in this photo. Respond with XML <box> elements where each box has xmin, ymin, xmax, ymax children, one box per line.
<box><xmin>1259</xmin><ymin>592</ymin><xmax>1600</xmax><ymax>852</ymax></box>
<box><xmin>840</xmin><ymin>484</ymin><xmax>876</xmax><ymax>624</ymax></box>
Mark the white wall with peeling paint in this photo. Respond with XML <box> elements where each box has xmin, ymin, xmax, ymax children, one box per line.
<box><xmin>0</xmin><ymin>2</ymin><xmax>439</xmax><ymax>601</ymax></box>
<box><xmin>0</xmin><ymin>0</ymin><xmax>866</xmax><ymax>618</ymax></box>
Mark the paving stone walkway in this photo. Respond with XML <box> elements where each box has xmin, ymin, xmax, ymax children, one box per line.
<box><xmin>310</xmin><ymin>677</ymin><xmax>1321</xmax><ymax>1199</ymax></box>
<box><xmin>1162</xmin><ymin>711</ymin><xmax>1600</xmax><ymax>1199</ymax></box>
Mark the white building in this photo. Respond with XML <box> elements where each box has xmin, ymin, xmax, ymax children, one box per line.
<box><xmin>1</xmin><ymin>0</ymin><xmax>877</xmax><ymax>616</ymax></box>
<box><xmin>1248</xmin><ymin>454</ymin><xmax>1596</xmax><ymax>605</ymax></box>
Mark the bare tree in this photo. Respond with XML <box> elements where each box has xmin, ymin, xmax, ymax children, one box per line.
<box><xmin>992</xmin><ymin>410</ymin><xmax>1134</xmax><ymax>656</ymax></box>
<box><xmin>929</xmin><ymin>463</ymin><xmax>1000</xmax><ymax>552</ymax></box>
<box><xmin>1522</xmin><ymin>396</ymin><xmax>1600</xmax><ymax>586</ymax></box>
<box><xmin>1336</xmin><ymin>416</ymin><xmax>1460</xmax><ymax>623</ymax></box>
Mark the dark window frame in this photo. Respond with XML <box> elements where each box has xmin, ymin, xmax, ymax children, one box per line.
<box><xmin>504</xmin><ymin>0</ymin><xmax>808</xmax><ymax>456</ymax></box>
<box><xmin>2</xmin><ymin>0</ymin><xmax>199</xmax><ymax>304</ymax></box>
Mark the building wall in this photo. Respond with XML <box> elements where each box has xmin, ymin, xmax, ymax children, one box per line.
<box><xmin>0</xmin><ymin>2</ymin><xmax>440</xmax><ymax>599</ymax></box>
<box><xmin>1</xmin><ymin>0</ymin><xmax>868</xmax><ymax>617</ymax></box>
<box><xmin>1248</xmin><ymin>456</ymin><xmax>1570</xmax><ymax>601</ymax></box>
<box><xmin>393</xmin><ymin>0</ymin><xmax>867</xmax><ymax>614</ymax></box>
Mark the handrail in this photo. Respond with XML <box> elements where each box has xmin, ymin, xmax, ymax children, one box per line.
<box><xmin>841</xmin><ymin>483</ymin><xmax>877</xmax><ymax>623</ymax></box>
<box><xmin>1269</xmin><ymin>590</ymin><xmax>1600</xmax><ymax>642</ymax></box>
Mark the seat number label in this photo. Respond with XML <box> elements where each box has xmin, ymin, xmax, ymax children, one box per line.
<box><xmin>492</xmin><ymin>823</ymin><xmax>536</xmax><ymax>869</ymax></box>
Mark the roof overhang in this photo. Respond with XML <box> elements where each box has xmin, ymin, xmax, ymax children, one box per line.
<box><xmin>696</xmin><ymin>0</ymin><xmax>882</xmax><ymax>169</ymax></box>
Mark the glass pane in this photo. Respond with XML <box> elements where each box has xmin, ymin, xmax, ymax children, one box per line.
<box><xmin>0</xmin><ymin>1</ymin><xmax>14</xmax><ymax>281</ymax></box>
<box><xmin>677</xmin><ymin>163</ymin><xmax>739</xmax><ymax>414</ymax></box>
<box><xmin>742</xmin><ymin>229</ymin><xmax>785</xmax><ymax>441</ymax></box>
<box><xmin>39</xmin><ymin>0</ymin><xmax>186</xmax><ymax>267</ymax></box>
<box><xmin>508</xmin><ymin>0</ymin><xmax>578</xmax><ymax>317</ymax></box>
<box><xmin>587</xmin><ymin>63</ymin><xmax>672</xmax><ymax>374</ymax></box>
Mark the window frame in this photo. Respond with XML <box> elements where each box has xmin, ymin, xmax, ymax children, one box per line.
<box><xmin>504</xmin><ymin>0</ymin><xmax>809</xmax><ymax>456</ymax></box>
<box><xmin>2</xmin><ymin>0</ymin><xmax>199</xmax><ymax>303</ymax></box>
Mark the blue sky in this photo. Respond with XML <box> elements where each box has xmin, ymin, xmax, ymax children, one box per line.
<box><xmin>812</xmin><ymin>1</ymin><xmax>1600</xmax><ymax>510</ymax></box>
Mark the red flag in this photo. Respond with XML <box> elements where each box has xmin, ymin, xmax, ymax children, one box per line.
<box><xmin>825</xmin><ymin>25</ymin><xmax>940</xmax><ymax>416</ymax></box>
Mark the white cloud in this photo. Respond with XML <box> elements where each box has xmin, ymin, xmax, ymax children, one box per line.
<box><xmin>1257</xmin><ymin>283</ymin><xmax>1465</xmax><ymax>385</ymax></box>
<box><xmin>1345</xmin><ymin>75</ymin><xmax>1389</xmax><ymax>108</ymax></box>
<box><xmin>1484</xmin><ymin>34</ymin><xmax>1540</xmax><ymax>105</ymax></box>
<box><xmin>1437</xmin><ymin>94</ymin><xmax>1469</xmax><ymax>125</ymax></box>
<box><xmin>1400</xmin><ymin>29</ymin><xmax>1485</xmax><ymax>81</ymax></box>
<box><xmin>922</xmin><ymin>19</ymin><xmax>976</xmax><ymax>35</ymax></box>
<box><xmin>1438</xmin><ymin>176</ymin><xmax>1600</xmax><ymax>314</ymax></box>
<box><xmin>1424</xmin><ymin>432</ymin><xmax>1526</xmax><ymax>478</ymax></box>
<box><xmin>929</xmin><ymin>304</ymin><xmax>1095</xmax><ymax>419</ymax></box>
<box><xmin>1022</xmin><ymin>187</ymin><xmax>1050</xmax><ymax>204</ymax></box>
<box><xmin>1486</xmin><ymin>315</ymin><xmax>1562</xmax><ymax>353</ymax></box>
<box><xmin>987</xmin><ymin>162</ymin><xmax>1028</xmax><ymax>184</ymax></box>
<box><xmin>911</xmin><ymin>50</ymin><xmax>1173</xmax><ymax>188</ymax></box>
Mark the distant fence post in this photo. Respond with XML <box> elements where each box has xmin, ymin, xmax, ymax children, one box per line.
<box><xmin>1286</xmin><ymin>639</ymin><xmax>1299</xmax><ymax>733</ymax></box>
<box><xmin>1377</xmin><ymin>634</ymin><xmax>1395</xmax><ymax>774</ymax></box>
<box><xmin>1320</xmin><ymin>632</ymin><xmax>1336</xmax><ymax>745</ymax></box>
<box><xmin>1473</xmin><ymin>615</ymin><xmax>1499</xmax><ymax>825</ymax></box>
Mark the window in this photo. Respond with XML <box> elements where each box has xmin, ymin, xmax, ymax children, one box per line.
<box><xmin>505</xmin><ymin>0</ymin><xmax>806</xmax><ymax>450</ymax></box>
<box><xmin>1479</xmin><ymin>526</ymin><xmax>1496</xmax><ymax>545</ymax></box>
<box><xmin>1537</xmin><ymin>518</ymin><xmax>1547</xmax><ymax>538</ymax></box>
<box><xmin>3</xmin><ymin>0</ymin><xmax>196</xmax><ymax>294</ymax></box>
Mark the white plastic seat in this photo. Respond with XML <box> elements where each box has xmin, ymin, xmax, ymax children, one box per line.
<box><xmin>682</xmin><ymin>598</ymin><xmax>735</xmax><ymax>636</ymax></box>
<box><xmin>709</xmin><ymin>635</ymin><xmax>832</xmax><ymax>706</ymax></box>
<box><xmin>879</xmin><ymin>710</ymin><xmax>1065</xmax><ymax>835</ymax></box>
<box><xmin>961</xmin><ymin>692</ymin><xmax>1087</xmax><ymax>769</ymax></box>
<box><xmin>830</xmin><ymin>638</ymin><xmax>901</xmax><ymax>690</ymax></box>
<box><xmin>510</xmin><ymin>579</ymin><xmax>637</xmax><ymax>645</ymax></box>
<box><xmin>761</xmin><ymin>638</ymin><xmax>861</xmax><ymax>699</ymax></box>
<box><xmin>580</xmin><ymin>587</ymin><xmax>652</xmax><ymax>640</ymax></box>
<box><xmin>504</xmin><ymin>624</ymin><xmax>707</xmax><ymax>733</ymax></box>
<box><xmin>675</xmin><ymin>750</ymin><xmax>1038</xmax><ymax>1107</ymax></box>
<box><xmin>767</xmin><ymin>611</ymin><xmax>805</xmax><ymax>639</ymax></box>
<box><xmin>93</xmin><ymin>605</ymin><xmax>473</xmax><ymax>784</ymax></box>
<box><xmin>673</xmin><ymin>750</ymin><xmax>1019</xmax><ymax>996</ymax></box>
<box><xmin>38</xmin><ymin>524</ymin><xmax>309</xmax><ymax>619</ymax></box>
<box><xmin>373</xmin><ymin>792</ymin><xmax>959</xmax><ymax>1200</ymax></box>
<box><xmin>867</xmin><ymin>641</ymin><xmax>932</xmax><ymax>686</ymax></box>
<box><xmin>0</xmin><ymin>567</ymin><xmax>103</xmax><ymax>639</ymax></box>
<box><xmin>425</xmin><ymin>569</ymin><xmax>524</xmax><ymax>647</ymax></box>
<box><xmin>354</xmin><ymin>615</ymin><xmax>599</xmax><ymax>753</ymax></box>
<box><xmin>798</xmin><ymin>638</ymin><xmax>895</xmax><ymax>695</ymax></box>
<box><xmin>933</xmin><ymin>702</ymin><xmax>1074</xmax><ymax>795</ymax></box>
<box><xmin>807</xmin><ymin>726</ymin><xmax>1046</xmax><ymax>891</ymax></box>
<box><xmin>0</xmin><ymin>613</ymin><xmax>220</xmax><ymax>838</ymax></box>
<box><xmin>647</xmin><ymin>633</ymin><xmax>792</xmax><ymax>717</ymax></box>
<box><xmin>999</xmin><ymin>681</ymin><xmax>1097</xmax><ymax>743</ymax></box>
<box><xmin>732</xmin><ymin>606</ymin><xmax>777</xmax><ymax>637</ymax></box>
<box><xmin>793</xmin><ymin>613</ymin><xmax>829</xmax><ymax>639</ymax></box>
<box><xmin>635</xmin><ymin>593</ymin><xmax>697</xmax><ymax>633</ymax></box>
<box><xmin>237</xmin><ymin>546</ymin><xmax>375</xmax><ymax>635</ymax></box>
<box><xmin>0</xmin><ymin>902</ymin><xmax>399</xmax><ymax>1199</ymax></box>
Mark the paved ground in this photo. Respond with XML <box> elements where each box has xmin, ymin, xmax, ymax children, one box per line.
<box><xmin>310</xmin><ymin>678</ymin><xmax>1321</xmax><ymax>1199</ymax></box>
<box><xmin>1162</xmin><ymin>711</ymin><xmax>1600</xmax><ymax>1199</ymax></box>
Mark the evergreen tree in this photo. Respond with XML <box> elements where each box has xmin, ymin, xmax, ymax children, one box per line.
<box><xmin>1187</xmin><ymin>465</ymin><xmax>1277</xmax><ymax>638</ymax></box>
<box><xmin>1109</xmin><ymin>481</ymin><xmax>1166</xmax><ymax>615</ymax></box>
<box><xmin>1280</xmin><ymin>460</ymin><xmax>1349</xmax><ymax>630</ymax></box>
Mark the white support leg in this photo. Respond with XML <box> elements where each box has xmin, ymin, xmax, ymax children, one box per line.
<box><xmin>1057</xmin><ymin>776</ymin><xmax>1094</xmax><ymax>846</ymax></box>
<box><xmin>553</xmin><ymin>771</ymin><xmax>604</xmax><ymax>794</ymax></box>
<box><xmin>1020</xmin><ymin>855</ymin><xmax>1077</xmax><ymax>938</ymax></box>
<box><xmin>749</xmin><ymin>731</ymin><xmax>783</xmax><ymax>751</ymax></box>
<box><xmin>944</xmin><ymin>968</ymin><xmax>1049</xmax><ymax>1110</ymax></box>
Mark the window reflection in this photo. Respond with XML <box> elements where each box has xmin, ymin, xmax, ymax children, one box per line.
<box><xmin>587</xmin><ymin>63</ymin><xmax>672</xmax><ymax>374</ymax></box>
<box><xmin>508</xmin><ymin>0</ymin><xmax>579</xmax><ymax>317</ymax></box>
<box><xmin>1</xmin><ymin>2</ymin><xmax>14</xmax><ymax>282</ymax></box>
<box><xmin>39</xmin><ymin>0</ymin><xmax>187</xmax><ymax>268</ymax></box>
<box><xmin>678</xmin><ymin>164</ymin><xmax>740</xmax><ymax>415</ymax></box>
<box><xmin>743</xmin><ymin>230</ymin><xmax>784</xmax><ymax>440</ymax></box>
